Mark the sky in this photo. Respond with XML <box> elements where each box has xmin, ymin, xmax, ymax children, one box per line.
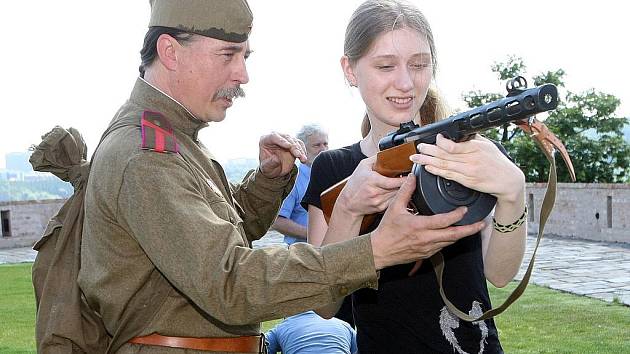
<box><xmin>1</xmin><ymin>0</ymin><xmax>628</xmax><ymax>168</ymax></box>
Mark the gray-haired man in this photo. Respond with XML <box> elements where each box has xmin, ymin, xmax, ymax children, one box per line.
<box><xmin>272</xmin><ymin>124</ymin><xmax>329</xmax><ymax>245</ymax></box>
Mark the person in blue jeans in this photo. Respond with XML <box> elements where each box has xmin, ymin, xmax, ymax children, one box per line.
<box><xmin>265</xmin><ymin>311</ymin><xmax>357</xmax><ymax>354</ymax></box>
<box><xmin>272</xmin><ymin>124</ymin><xmax>329</xmax><ymax>245</ymax></box>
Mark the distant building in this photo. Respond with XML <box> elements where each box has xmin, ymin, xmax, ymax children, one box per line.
<box><xmin>23</xmin><ymin>171</ymin><xmax>53</xmax><ymax>181</ymax></box>
<box><xmin>0</xmin><ymin>170</ymin><xmax>22</xmax><ymax>181</ymax></box>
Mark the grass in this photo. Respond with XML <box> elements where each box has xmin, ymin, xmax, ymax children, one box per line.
<box><xmin>0</xmin><ymin>264</ymin><xmax>36</xmax><ymax>354</ymax></box>
<box><xmin>492</xmin><ymin>282</ymin><xmax>630</xmax><ymax>353</ymax></box>
<box><xmin>2</xmin><ymin>263</ymin><xmax>628</xmax><ymax>353</ymax></box>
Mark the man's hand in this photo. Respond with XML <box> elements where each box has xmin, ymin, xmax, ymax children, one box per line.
<box><xmin>259</xmin><ymin>132</ymin><xmax>307</xmax><ymax>178</ymax></box>
<box><xmin>370</xmin><ymin>174</ymin><xmax>485</xmax><ymax>270</ymax></box>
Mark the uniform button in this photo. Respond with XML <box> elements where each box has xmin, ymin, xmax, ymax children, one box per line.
<box><xmin>339</xmin><ymin>286</ymin><xmax>348</xmax><ymax>296</ymax></box>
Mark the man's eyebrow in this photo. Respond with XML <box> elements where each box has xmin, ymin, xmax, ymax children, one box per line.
<box><xmin>218</xmin><ymin>45</ymin><xmax>244</xmax><ymax>52</ymax></box>
<box><xmin>217</xmin><ymin>45</ymin><xmax>253</xmax><ymax>57</ymax></box>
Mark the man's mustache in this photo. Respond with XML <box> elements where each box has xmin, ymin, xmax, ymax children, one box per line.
<box><xmin>215</xmin><ymin>86</ymin><xmax>246</xmax><ymax>100</ymax></box>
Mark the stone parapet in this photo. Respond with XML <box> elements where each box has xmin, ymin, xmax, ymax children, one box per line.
<box><xmin>0</xmin><ymin>199</ymin><xmax>65</xmax><ymax>249</ymax></box>
<box><xmin>526</xmin><ymin>183</ymin><xmax>629</xmax><ymax>243</ymax></box>
<box><xmin>1</xmin><ymin>183</ymin><xmax>629</xmax><ymax>249</ymax></box>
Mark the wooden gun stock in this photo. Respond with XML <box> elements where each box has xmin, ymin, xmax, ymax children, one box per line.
<box><xmin>320</xmin><ymin>141</ymin><xmax>417</xmax><ymax>233</ymax></box>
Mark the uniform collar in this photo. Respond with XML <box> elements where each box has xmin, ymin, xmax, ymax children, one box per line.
<box><xmin>130</xmin><ymin>77</ymin><xmax>208</xmax><ymax>140</ymax></box>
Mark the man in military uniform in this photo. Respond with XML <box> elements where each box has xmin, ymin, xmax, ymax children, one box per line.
<box><xmin>78</xmin><ymin>1</ymin><xmax>485</xmax><ymax>353</ymax></box>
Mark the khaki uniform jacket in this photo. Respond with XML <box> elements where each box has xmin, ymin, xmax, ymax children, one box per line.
<box><xmin>78</xmin><ymin>78</ymin><xmax>378</xmax><ymax>353</ymax></box>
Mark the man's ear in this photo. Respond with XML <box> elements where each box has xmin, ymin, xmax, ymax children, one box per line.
<box><xmin>156</xmin><ymin>34</ymin><xmax>180</xmax><ymax>71</ymax></box>
<box><xmin>340</xmin><ymin>55</ymin><xmax>357</xmax><ymax>87</ymax></box>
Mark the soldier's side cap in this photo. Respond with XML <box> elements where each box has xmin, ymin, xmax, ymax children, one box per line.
<box><xmin>149</xmin><ymin>0</ymin><xmax>252</xmax><ymax>43</ymax></box>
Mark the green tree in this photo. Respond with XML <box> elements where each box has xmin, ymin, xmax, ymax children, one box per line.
<box><xmin>462</xmin><ymin>56</ymin><xmax>630</xmax><ymax>183</ymax></box>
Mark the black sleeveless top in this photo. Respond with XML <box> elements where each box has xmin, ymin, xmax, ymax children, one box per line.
<box><xmin>302</xmin><ymin>142</ymin><xmax>504</xmax><ymax>354</ymax></box>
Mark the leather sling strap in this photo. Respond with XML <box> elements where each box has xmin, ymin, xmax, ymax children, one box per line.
<box><xmin>128</xmin><ymin>333</ymin><xmax>264</xmax><ymax>353</ymax></box>
<box><xmin>430</xmin><ymin>149</ymin><xmax>558</xmax><ymax>322</ymax></box>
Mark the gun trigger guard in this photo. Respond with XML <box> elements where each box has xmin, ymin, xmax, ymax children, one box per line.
<box><xmin>406</xmin><ymin>201</ymin><xmax>420</xmax><ymax>215</ymax></box>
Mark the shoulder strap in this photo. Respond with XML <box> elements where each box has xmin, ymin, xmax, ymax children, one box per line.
<box><xmin>141</xmin><ymin>110</ymin><xmax>179</xmax><ymax>153</ymax></box>
<box><xmin>431</xmin><ymin>117</ymin><xmax>575</xmax><ymax>322</ymax></box>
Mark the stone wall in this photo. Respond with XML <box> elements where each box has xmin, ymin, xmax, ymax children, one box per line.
<box><xmin>0</xmin><ymin>183</ymin><xmax>628</xmax><ymax>249</ymax></box>
<box><xmin>0</xmin><ymin>199</ymin><xmax>65</xmax><ymax>249</ymax></box>
<box><xmin>527</xmin><ymin>183</ymin><xmax>629</xmax><ymax>243</ymax></box>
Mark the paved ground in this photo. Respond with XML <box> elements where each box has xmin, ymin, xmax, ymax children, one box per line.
<box><xmin>0</xmin><ymin>247</ymin><xmax>37</xmax><ymax>265</ymax></box>
<box><xmin>2</xmin><ymin>232</ymin><xmax>629</xmax><ymax>306</ymax></box>
<box><xmin>515</xmin><ymin>234</ymin><xmax>630</xmax><ymax>305</ymax></box>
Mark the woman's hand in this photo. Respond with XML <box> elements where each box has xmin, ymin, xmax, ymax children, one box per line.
<box><xmin>336</xmin><ymin>156</ymin><xmax>406</xmax><ymax>217</ymax></box>
<box><xmin>410</xmin><ymin>134</ymin><xmax>525</xmax><ymax>203</ymax></box>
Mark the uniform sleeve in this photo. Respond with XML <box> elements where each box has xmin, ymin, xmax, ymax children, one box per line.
<box><xmin>232</xmin><ymin>166</ymin><xmax>298</xmax><ymax>241</ymax></box>
<box><xmin>116</xmin><ymin>152</ymin><xmax>377</xmax><ymax>325</ymax></box>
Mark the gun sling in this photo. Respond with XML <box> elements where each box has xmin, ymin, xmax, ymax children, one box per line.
<box><xmin>431</xmin><ymin>149</ymin><xmax>558</xmax><ymax>321</ymax></box>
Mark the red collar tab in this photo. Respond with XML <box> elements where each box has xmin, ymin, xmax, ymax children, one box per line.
<box><xmin>141</xmin><ymin>111</ymin><xmax>179</xmax><ymax>154</ymax></box>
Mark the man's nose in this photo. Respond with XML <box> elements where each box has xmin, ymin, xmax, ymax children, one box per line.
<box><xmin>233</xmin><ymin>57</ymin><xmax>249</xmax><ymax>84</ymax></box>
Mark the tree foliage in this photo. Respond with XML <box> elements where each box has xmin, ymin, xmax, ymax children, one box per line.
<box><xmin>462</xmin><ymin>56</ymin><xmax>630</xmax><ymax>183</ymax></box>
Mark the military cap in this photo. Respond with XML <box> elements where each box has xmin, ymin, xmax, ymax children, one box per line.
<box><xmin>149</xmin><ymin>0</ymin><xmax>252</xmax><ymax>43</ymax></box>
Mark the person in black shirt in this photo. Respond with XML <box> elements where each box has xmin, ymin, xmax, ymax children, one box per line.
<box><xmin>302</xmin><ymin>1</ymin><xmax>528</xmax><ymax>353</ymax></box>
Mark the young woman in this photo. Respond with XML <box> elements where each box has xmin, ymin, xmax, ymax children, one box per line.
<box><xmin>303</xmin><ymin>1</ymin><xmax>527</xmax><ymax>353</ymax></box>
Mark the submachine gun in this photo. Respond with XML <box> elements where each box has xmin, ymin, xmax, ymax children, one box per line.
<box><xmin>321</xmin><ymin>76</ymin><xmax>576</xmax><ymax>322</ymax></box>
<box><xmin>379</xmin><ymin>76</ymin><xmax>559</xmax><ymax>225</ymax></box>
<box><xmin>322</xmin><ymin>76</ymin><xmax>574</xmax><ymax>232</ymax></box>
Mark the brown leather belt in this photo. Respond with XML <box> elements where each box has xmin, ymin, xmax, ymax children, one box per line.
<box><xmin>128</xmin><ymin>333</ymin><xmax>264</xmax><ymax>353</ymax></box>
